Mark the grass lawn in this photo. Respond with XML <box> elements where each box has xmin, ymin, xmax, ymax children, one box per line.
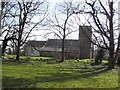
<box><xmin>2</xmin><ymin>57</ymin><xmax>119</xmax><ymax>89</ymax></box>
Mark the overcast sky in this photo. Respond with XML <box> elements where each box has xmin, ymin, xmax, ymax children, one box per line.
<box><xmin>0</xmin><ymin>0</ymin><xmax>120</xmax><ymax>42</ymax></box>
<box><xmin>27</xmin><ymin>0</ymin><xmax>120</xmax><ymax>41</ymax></box>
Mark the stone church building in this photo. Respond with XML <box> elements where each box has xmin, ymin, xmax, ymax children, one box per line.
<box><xmin>24</xmin><ymin>26</ymin><xmax>92</xmax><ymax>59</ymax></box>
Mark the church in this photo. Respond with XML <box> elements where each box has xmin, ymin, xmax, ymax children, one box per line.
<box><xmin>24</xmin><ymin>26</ymin><xmax>92</xmax><ymax>59</ymax></box>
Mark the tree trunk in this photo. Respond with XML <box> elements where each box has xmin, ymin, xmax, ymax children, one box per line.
<box><xmin>2</xmin><ymin>38</ymin><xmax>11</xmax><ymax>55</ymax></box>
<box><xmin>60</xmin><ymin>38</ymin><xmax>65</xmax><ymax>62</ymax></box>
<box><xmin>2</xmin><ymin>40</ymin><xmax>7</xmax><ymax>56</ymax></box>
<box><xmin>115</xmin><ymin>34</ymin><xmax>120</xmax><ymax>64</ymax></box>
<box><xmin>108</xmin><ymin>48</ymin><xmax>115</xmax><ymax>69</ymax></box>
<box><xmin>16</xmin><ymin>47</ymin><xmax>20</xmax><ymax>61</ymax></box>
<box><xmin>15</xmin><ymin>36</ymin><xmax>21</xmax><ymax>61</ymax></box>
<box><xmin>117</xmin><ymin>53</ymin><xmax>120</xmax><ymax>66</ymax></box>
<box><xmin>117</xmin><ymin>52</ymin><xmax>120</xmax><ymax>66</ymax></box>
<box><xmin>107</xmin><ymin>1</ymin><xmax>115</xmax><ymax>69</ymax></box>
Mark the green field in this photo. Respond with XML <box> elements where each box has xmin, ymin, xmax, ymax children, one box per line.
<box><xmin>2</xmin><ymin>57</ymin><xmax>119</xmax><ymax>88</ymax></box>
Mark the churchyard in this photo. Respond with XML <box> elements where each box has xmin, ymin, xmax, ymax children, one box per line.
<box><xmin>2</xmin><ymin>55</ymin><xmax>119</xmax><ymax>88</ymax></box>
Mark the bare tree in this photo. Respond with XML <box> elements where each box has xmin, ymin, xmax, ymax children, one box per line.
<box><xmin>1</xmin><ymin>0</ymin><xmax>48</xmax><ymax>61</ymax></box>
<box><xmin>74</xmin><ymin>0</ymin><xmax>120</xmax><ymax>69</ymax></box>
<box><xmin>47</xmin><ymin>1</ymin><xmax>81</xmax><ymax>62</ymax></box>
<box><xmin>1</xmin><ymin>2</ymin><xmax>18</xmax><ymax>55</ymax></box>
<box><xmin>15</xmin><ymin>1</ymin><xmax>48</xmax><ymax>61</ymax></box>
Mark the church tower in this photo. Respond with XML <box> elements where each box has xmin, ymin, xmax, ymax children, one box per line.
<box><xmin>79</xmin><ymin>26</ymin><xmax>92</xmax><ymax>59</ymax></box>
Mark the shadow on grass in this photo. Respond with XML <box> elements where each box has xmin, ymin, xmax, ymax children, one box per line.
<box><xmin>2</xmin><ymin>67</ymin><xmax>112</xmax><ymax>88</ymax></box>
<box><xmin>2</xmin><ymin>58</ymin><xmax>58</xmax><ymax>65</ymax></box>
<box><xmin>2</xmin><ymin>59</ymin><xmax>30</xmax><ymax>64</ymax></box>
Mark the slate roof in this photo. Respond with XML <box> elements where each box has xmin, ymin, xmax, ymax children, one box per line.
<box><xmin>26</xmin><ymin>39</ymin><xmax>80</xmax><ymax>52</ymax></box>
<box><xmin>45</xmin><ymin>39</ymin><xmax>79</xmax><ymax>51</ymax></box>
<box><xmin>26</xmin><ymin>40</ymin><xmax>46</xmax><ymax>47</ymax></box>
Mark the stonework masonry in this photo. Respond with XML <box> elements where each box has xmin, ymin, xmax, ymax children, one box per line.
<box><xmin>79</xmin><ymin>26</ymin><xmax>92</xmax><ymax>59</ymax></box>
